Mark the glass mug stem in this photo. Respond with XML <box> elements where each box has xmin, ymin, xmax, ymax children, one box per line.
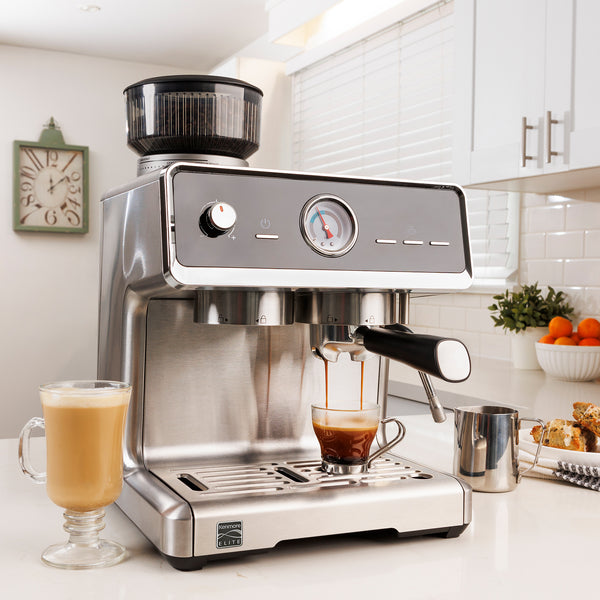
<box><xmin>18</xmin><ymin>416</ymin><xmax>47</xmax><ymax>483</ymax></box>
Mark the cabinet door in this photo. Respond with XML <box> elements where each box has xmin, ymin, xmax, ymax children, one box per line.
<box><xmin>542</xmin><ymin>0</ymin><xmax>573</xmax><ymax>173</ymax></box>
<box><xmin>569</xmin><ymin>0</ymin><xmax>600</xmax><ymax>169</ymax></box>
<box><xmin>467</xmin><ymin>0</ymin><xmax>546</xmax><ymax>184</ymax></box>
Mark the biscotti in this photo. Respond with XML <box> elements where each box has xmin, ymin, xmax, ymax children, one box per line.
<box><xmin>531</xmin><ymin>419</ymin><xmax>597</xmax><ymax>452</ymax></box>
<box><xmin>572</xmin><ymin>402</ymin><xmax>600</xmax><ymax>437</ymax></box>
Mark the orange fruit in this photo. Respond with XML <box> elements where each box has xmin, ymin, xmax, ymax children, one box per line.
<box><xmin>570</xmin><ymin>333</ymin><xmax>581</xmax><ymax>344</ymax></box>
<box><xmin>579</xmin><ymin>337</ymin><xmax>600</xmax><ymax>346</ymax></box>
<box><xmin>555</xmin><ymin>336</ymin><xmax>577</xmax><ymax>345</ymax></box>
<box><xmin>549</xmin><ymin>316</ymin><xmax>573</xmax><ymax>338</ymax></box>
<box><xmin>538</xmin><ymin>334</ymin><xmax>556</xmax><ymax>344</ymax></box>
<box><xmin>577</xmin><ymin>318</ymin><xmax>600</xmax><ymax>340</ymax></box>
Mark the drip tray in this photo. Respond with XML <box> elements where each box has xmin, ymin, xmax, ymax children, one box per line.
<box><xmin>153</xmin><ymin>457</ymin><xmax>434</xmax><ymax>502</ymax></box>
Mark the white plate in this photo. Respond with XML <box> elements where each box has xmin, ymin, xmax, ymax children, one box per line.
<box><xmin>520</xmin><ymin>428</ymin><xmax>600</xmax><ymax>467</ymax></box>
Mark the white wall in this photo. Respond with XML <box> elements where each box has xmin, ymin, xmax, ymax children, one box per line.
<box><xmin>212</xmin><ymin>56</ymin><xmax>292</xmax><ymax>170</ymax></box>
<box><xmin>0</xmin><ymin>45</ymin><xmax>194</xmax><ymax>438</ymax></box>
<box><xmin>0</xmin><ymin>46</ymin><xmax>288</xmax><ymax>439</ymax></box>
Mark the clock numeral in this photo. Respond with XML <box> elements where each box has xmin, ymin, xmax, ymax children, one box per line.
<box><xmin>20</xmin><ymin>166</ymin><xmax>37</xmax><ymax>180</ymax></box>
<box><xmin>67</xmin><ymin>196</ymin><xmax>81</xmax><ymax>208</ymax></box>
<box><xmin>20</xmin><ymin>181</ymin><xmax>33</xmax><ymax>192</ymax></box>
<box><xmin>20</xmin><ymin>193</ymin><xmax>34</xmax><ymax>207</ymax></box>
<box><xmin>19</xmin><ymin>204</ymin><xmax>43</xmax><ymax>224</ymax></box>
<box><xmin>47</xmin><ymin>150</ymin><xmax>59</xmax><ymax>167</ymax></box>
<box><xmin>68</xmin><ymin>184</ymin><xmax>81</xmax><ymax>195</ymax></box>
<box><xmin>60</xmin><ymin>204</ymin><xmax>81</xmax><ymax>226</ymax></box>
<box><xmin>70</xmin><ymin>170</ymin><xmax>81</xmax><ymax>182</ymax></box>
<box><xmin>23</xmin><ymin>148</ymin><xmax>44</xmax><ymax>171</ymax></box>
<box><xmin>61</xmin><ymin>153</ymin><xmax>79</xmax><ymax>173</ymax></box>
<box><xmin>44</xmin><ymin>209</ymin><xmax>58</xmax><ymax>226</ymax></box>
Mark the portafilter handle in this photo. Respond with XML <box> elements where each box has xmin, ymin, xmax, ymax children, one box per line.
<box><xmin>355</xmin><ymin>324</ymin><xmax>471</xmax><ymax>383</ymax></box>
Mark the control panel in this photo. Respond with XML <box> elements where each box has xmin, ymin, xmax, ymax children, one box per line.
<box><xmin>169</xmin><ymin>165</ymin><xmax>470</xmax><ymax>274</ymax></box>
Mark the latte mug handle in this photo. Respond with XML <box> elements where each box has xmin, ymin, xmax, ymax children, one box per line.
<box><xmin>517</xmin><ymin>417</ymin><xmax>546</xmax><ymax>482</ymax></box>
<box><xmin>18</xmin><ymin>417</ymin><xmax>47</xmax><ymax>484</ymax></box>
<box><xmin>367</xmin><ymin>417</ymin><xmax>406</xmax><ymax>468</ymax></box>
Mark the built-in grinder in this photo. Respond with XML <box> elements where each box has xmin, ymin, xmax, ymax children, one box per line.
<box><xmin>98</xmin><ymin>75</ymin><xmax>473</xmax><ymax>570</ymax></box>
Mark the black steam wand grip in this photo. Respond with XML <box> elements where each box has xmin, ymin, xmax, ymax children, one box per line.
<box><xmin>355</xmin><ymin>325</ymin><xmax>471</xmax><ymax>383</ymax></box>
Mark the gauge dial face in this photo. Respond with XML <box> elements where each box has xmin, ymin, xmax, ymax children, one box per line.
<box><xmin>300</xmin><ymin>195</ymin><xmax>358</xmax><ymax>257</ymax></box>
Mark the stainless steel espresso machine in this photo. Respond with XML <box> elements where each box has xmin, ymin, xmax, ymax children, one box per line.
<box><xmin>98</xmin><ymin>75</ymin><xmax>473</xmax><ymax>570</ymax></box>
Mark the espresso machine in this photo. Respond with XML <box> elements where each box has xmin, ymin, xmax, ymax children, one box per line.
<box><xmin>98</xmin><ymin>76</ymin><xmax>473</xmax><ymax>570</ymax></box>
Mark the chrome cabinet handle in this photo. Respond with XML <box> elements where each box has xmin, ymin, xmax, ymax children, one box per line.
<box><xmin>546</xmin><ymin>110</ymin><xmax>559</xmax><ymax>163</ymax></box>
<box><xmin>521</xmin><ymin>117</ymin><xmax>534</xmax><ymax>167</ymax></box>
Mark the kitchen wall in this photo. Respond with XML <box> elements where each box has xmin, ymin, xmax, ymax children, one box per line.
<box><xmin>406</xmin><ymin>189</ymin><xmax>600</xmax><ymax>361</ymax></box>
<box><xmin>0</xmin><ymin>44</ymin><xmax>290</xmax><ymax>439</ymax></box>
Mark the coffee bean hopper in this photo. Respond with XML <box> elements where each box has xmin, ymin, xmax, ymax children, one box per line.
<box><xmin>98</xmin><ymin>75</ymin><xmax>473</xmax><ymax>570</ymax></box>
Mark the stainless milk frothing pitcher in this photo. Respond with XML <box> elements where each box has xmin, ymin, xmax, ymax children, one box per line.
<box><xmin>453</xmin><ymin>406</ymin><xmax>545</xmax><ymax>492</ymax></box>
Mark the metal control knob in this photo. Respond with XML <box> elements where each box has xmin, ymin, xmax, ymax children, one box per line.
<box><xmin>199</xmin><ymin>202</ymin><xmax>237</xmax><ymax>237</ymax></box>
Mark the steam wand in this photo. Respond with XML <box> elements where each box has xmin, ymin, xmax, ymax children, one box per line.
<box><xmin>417</xmin><ymin>370</ymin><xmax>447</xmax><ymax>423</ymax></box>
<box><xmin>354</xmin><ymin>324</ymin><xmax>471</xmax><ymax>424</ymax></box>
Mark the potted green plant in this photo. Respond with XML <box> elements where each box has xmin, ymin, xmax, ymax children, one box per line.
<box><xmin>488</xmin><ymin>283</ymin><xmax>574</xmax><ymax>369</ymax></box>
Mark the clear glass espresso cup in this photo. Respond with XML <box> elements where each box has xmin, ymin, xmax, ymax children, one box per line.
<box><xmin>18</xmin><ymin>381</ymin><xmax>131</xmax><ymax>569</ymax></box>
<box><xmin>311</xmin><ymin>403</ymin><xmax>406</xmax><ymax>474</ymax></box>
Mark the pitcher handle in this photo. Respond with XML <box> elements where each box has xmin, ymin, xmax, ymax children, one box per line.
<box><xmin>18</xmin><ymin>417</ymin><xmax>46</xmax><ymax>483</ymax></box>
<box><xmin>367</xmin><ymin>417</ymin><xmax>406</xmax><ymax>468</ymax></box>
<box><xmin>517</xmin><ymin>417</ymin><xmax>546</xmax><ymax>482</ymax></box>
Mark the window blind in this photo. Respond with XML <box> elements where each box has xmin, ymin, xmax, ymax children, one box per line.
<box><xmin>291</xmin><ymin>0</ymin><xmax>517</xmax><ymax>287</ymax></box>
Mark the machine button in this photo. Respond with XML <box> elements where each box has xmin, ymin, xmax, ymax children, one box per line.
<box><xmin>430</xmin><ymin>241</ymin><xmax>450</xmax><ymax>246</ymax></box>
<box><xmin>403</xmin><ymin>240</ymin><xmax>424</xmax><ymax>245</ymax></box>
<box><xmin>199</xmin><ymin>202</ymin><xmax>237</xmax><ymax>237</ymax></box>
<box><xmin>255</xmin><ymin>234</ymin><xmax>279</xmax><ymax>240</ymax></box>
<box><xmin>376</xmin><ymin>239</ymin><xmax>397</xmax><ymax>244</ymax></box>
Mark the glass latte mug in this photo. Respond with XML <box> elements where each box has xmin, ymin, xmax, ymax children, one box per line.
<box><xmin>18</xmin><ymin>381</ymin><xmax>131</xmax><ymax>569</ymax></box>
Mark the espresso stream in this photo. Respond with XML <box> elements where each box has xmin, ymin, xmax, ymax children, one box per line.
<box><xmin>323</xmin><ymin>360</ymin><xmax>365</xmax><ymax>410</ymax></box>
<box><xmin>316</xmin><ymin>360</ymin><xmax>374</xmax><ymax>464</ymax></box>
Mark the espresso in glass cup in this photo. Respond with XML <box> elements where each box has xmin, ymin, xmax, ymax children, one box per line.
<box><xmin>18</xmin><ymin>381</ymin><xmax>131</xmax><ymax>569</ymax></box>
<box><xmin>311</xmin><ymin>403</ymin><xmax>405</xmax><ymax>474</ymax></box>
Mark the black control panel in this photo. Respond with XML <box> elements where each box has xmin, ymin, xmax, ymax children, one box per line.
<box><xmin>170</xmin><ymin>166</ymin><xmax>470</xmax><ymax>273</ymax></box>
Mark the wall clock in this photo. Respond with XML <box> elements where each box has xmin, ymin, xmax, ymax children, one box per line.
<box><xmin>13</xmin><ymin>117</ymin><xmax>89</xmax><ymax>233</ymax></box>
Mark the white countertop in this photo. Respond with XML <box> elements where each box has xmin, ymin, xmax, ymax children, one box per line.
<box><xmin>3</xmin><ymin>361</ymin><xmax>600</xmax><ymax>600</ymax></box>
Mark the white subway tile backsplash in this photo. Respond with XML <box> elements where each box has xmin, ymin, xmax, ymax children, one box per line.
<box><xmin>526</xmin><ymin>259</ymin><xmax>564</xmax><ymax>286</ymax></box>
<box><xmin>479</xmin><ymin>332</ymin><xmax>511</xmax><ymax>361</ymax></box>
<box><xmin>525</xmin><ymin>204</ymin><xmax>565</xmax><ymax>233</ymax></box>
<box><xmin>412</xmin><ymin>304</ymin><xmax>440</xmax><ymax>328</ymax></box>
<box><xmin>565</xmin><ymin>202</ymin><xmax>600</xmax><ymax>230</ymax></box>
<box><xmin>452</xmin><ymin>293</ymin><xmax>481</xmax><ymax>308</ymax></box>
<box><xmin>583</xmin><ymin>288</ymin><xmax>600</xmax><ymax>317</ymax></box>
<box><xmin>521</xmin><ymin>193</ymin><xmax>546</xmax><ymax>207</ymax></box>
<box><xmin>546</xmin><ymin>231</ymin><xmax>584</xmax><ymax>258</ymax></box>
<box><xmin>585</xmin><ymin>230</ymin><xmax>600</xmax><ymax>257</ymax></box>
<box><xmin>466</xmin><ymin>308</ymin><xmax>495</xmax><ymax>333</ymax></box>
<box><xmin>564</xmin><ymin>259</ymin><xmax>600</xmax><ymax>287</ymax></box>
<box><xmin>521</xmin><ymin>233</ymin><xmax>546</xmax><ymax>259</ymax></box>
<box><xmin>439</xmin><ymin>306</ymin><xmax>466</xmax><ymax>330</ymax></box>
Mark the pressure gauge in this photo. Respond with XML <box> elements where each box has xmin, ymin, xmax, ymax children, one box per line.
<box><xmin>300</xmin><ymin>194</ymin><xmax>358</xmax><ymax>257</ymax></box>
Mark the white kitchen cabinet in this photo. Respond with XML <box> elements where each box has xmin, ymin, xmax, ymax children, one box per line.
<box><xmin>453</xmin><ymin>0</ymin><xmax>600</xmax><ymax>193</ymax></box>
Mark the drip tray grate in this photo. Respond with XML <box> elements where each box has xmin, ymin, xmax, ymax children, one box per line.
<box><xmin>155</xmin><ymin>457</ymin><xmax>434</xmax><ymax>501</ymax></box>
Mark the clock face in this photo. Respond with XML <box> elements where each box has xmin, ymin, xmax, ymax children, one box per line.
<box><xmin>16</xmin><ymin>145</ymin><xmax>87</xmax><ymax>232</ymax></box>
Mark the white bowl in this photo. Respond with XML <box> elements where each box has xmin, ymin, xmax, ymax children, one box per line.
<box><xmin>535</xmin><ymin>342</ymin><xmax>600</xmax><ymax>381</ymax></box>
